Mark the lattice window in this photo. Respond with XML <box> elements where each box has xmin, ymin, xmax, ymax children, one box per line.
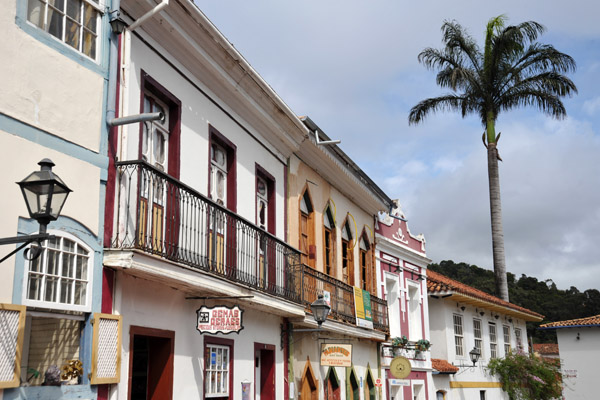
<box><xmin>91</xmin><ymin>313</ymin><xmax>122</xmax><ymax>384</ymax></box>
<box><xmin>0</xmin><ymin>304</ymin><xmax>26</xmax><ymax>389</ymax></box>
<box><xmin>503</xmin><ymin>325</ymin><xmax>511</xmax><ymax>355</ymax></box>
<box><xmin>205</xmin><ymin>344</ymin><xmax>230</xmax><ymax>397</ymax></box>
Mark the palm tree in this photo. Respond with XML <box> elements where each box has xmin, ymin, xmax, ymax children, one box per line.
<box><xmin>409</xmin><ymin>16</ymin><xmax>576</xmax><ymax>301</ymax></box>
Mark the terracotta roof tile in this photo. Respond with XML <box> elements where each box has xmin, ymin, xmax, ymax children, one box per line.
<box><xmin>427</xmin><ymin>270</ymin><xmax>543</xmax><ymax>320</ymax></box>
<box><xmin>532</xmin><ymin>343</ymin><xmax>559</xmax><ymax>355</ymax></box>
<box><xmin>431</xmin><ymin>358</ymin><xmax>459</xmax><ymax>373</ymax></box>
<box><xmin>540</xmin><ymin>314</ymin><xmax>600</xmax><ymax>328</ymax></box>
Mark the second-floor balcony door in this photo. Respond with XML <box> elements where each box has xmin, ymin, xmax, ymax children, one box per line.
<box><xmin>139</xmin><ymin>93</ymin><xmax>170</xmax><ymax>253</ymax></box>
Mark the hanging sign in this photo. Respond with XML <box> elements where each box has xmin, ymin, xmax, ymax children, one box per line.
<box><xmin>196</xmin><ymin>305</ymin><xmax>244</xmax><ymax>334</ymax></box>
<box><xmin>389</xmin><ymin>356</ymin><xmax>412</xmax><ymax>379</ymax></box>
<box><xmin>353</xmin><ymin>287</ymin><xmax>373</xmax><ymax>329</ymax></box>
<box><xmin>320</xmin><ymin>343</ymin><xmax>353</xmax><ymax>367</ymax></box>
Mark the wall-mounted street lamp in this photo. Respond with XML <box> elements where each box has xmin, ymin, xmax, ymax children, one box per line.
<box><xmin>280</xmin><ymin>294</ymin><xmax>331</xmax><ymax>349</ymax></box>
<box><xmin>0</xmin><ymin>159</ymin><xmax>71</xmax><ymax>263</ymax></box>
<box><xmin>469</xmin><ymin>347</ymin><xmax>481</xmax><ymax>366</ymax></box>
<box><xmin>109</xmin><ymin>11</ymin><xmax>128</xmax><ymax>34</ymax></box>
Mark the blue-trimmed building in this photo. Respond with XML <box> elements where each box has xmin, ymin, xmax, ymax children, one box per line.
<box><xmin>0</xmin><ymin>0</ymin><xmax>117</xmax><ymax>398</ymax></box>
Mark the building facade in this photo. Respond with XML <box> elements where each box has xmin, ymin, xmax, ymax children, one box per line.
<box><xmin>427</xmin><ymin>271</ymin><xmax>543</xmax><ymax>400</ymax></box>
<box><xmin>540</xmin><ymin>314</ymin><xmax>600</xmax><ymax>400</ymax></box>
<box><xmin>0</xmin><ymin>0</ymin><xmax>113</xmax><ymax>397</ymax></box>
<box><xmin>286</xmin><ymin>116</ymin><xmax>392</xmax><ymax>400</ymax></box>
<box><xmin>375</xmin><ymin>202</ymin><xmax>433</xmax><ymax>400</ymax></box>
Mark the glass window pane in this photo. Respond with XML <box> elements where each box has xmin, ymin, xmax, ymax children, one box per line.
<box><xmin>60</xmin><ymin>278</ymin><xmax>73</xmax><ymax>303</ymax></box>
<box><xmin>66</xmin><ymin>0</ymin><xmax>80</xmax><ymax>20</ymax></box>
<box><xmin>62</xmin><ymin>253</ymin><xmax>74</xmax><ymax>277</ymax></box>
<box><xmin>46</xmin><ymin>249</ymin><xmax>59</xmax><ymax>275</ymax></box>
<box><xmin>75</xmin><ymin>255</ymin><xmax>88</xmax><ymax>279</ymax></box>
<box><xmin>49</xmin><ymin>0</ymin><xmax>65</xmax><ymax>10</ymax></box>
<box><xmin>64</xmin><ymin>239</ymin><xmax>75</xmax><ymax>253</ymax></box>
<box><xmin>74</xmin><ymin>281</ymin><xmax>86</xmax><ymax>305</ymax></box>
<box><xmin>27</xmin><ymin>0</ymin><xmax>46</xmax><ymax>29</ymax></box>
<box><xmin>48</xmin><ymin>237</ymin><xmax>60</xmax><ymax>249</ymax></box>
<box><xmin>47</xmin><ymin>6</ymin><xmax>64</xmax><ymax>39</ymax></box>
<box><xmin>153</xmin><ymin>129</ymin><xmax>165</xmax><ymax>164</ymax></box>
<box><xmin>83</xmin><ymin>4</ymin><xmax>97</xmax><ymax>31</ymax></box>
<box><xmin>28</xmin><ymin>274</ymin><xmax>42</xmax><ymax>300</ymax></box>
<box><xmin>45</xmin><ymin>276</ymin><xmax>58</xmax><ymax>302</ymax></box>
<box><xmin>83</xmin><ymin>30</ymin><xmax>96</xmax><ymax>58</ymax></box>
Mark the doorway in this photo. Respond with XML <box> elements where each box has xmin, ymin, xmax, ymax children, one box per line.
<box><xmin>300</xmin><ymin>358</ymin><xmax>318</xmax><ymax>400</ymax></box>
<box><xmin>324</xmin><ymin>366</ymin><xmax>340</xmax><ymax>400</ymax></box>
<box><xmin>254</xmin><ymin>343</ymin><xmax>275</xmax><ymax>400</ymax></box>
<box><xmin>346</xmin><ymin>367</ymin><xmax>360</xmax><ymax>400</ymax></box>
<box><xmin>129</xmin><ymin>326</ymin><xmax>174</xmax><ymax>400</ymax></box>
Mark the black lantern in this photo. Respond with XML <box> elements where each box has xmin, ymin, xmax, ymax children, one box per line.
<box><xmin>18</xmin><ymin>159</ymin><xmax>71</xmax><ymax>232</ymax></box>
<box><xmin>109</xmin><ymin>12</ymin><xmax>128</xmax><ymax>34</ymax></box>
<box><xmin>311</xmin><ymin>294</ymin><xmax>331</xmax><ymax>327</ymax></box>
<box><xmin>469</xmin><ymin>347</ymin><xmax>481</xmax><ymax>366</ymax></box>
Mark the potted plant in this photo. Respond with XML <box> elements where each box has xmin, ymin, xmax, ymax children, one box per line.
<box><xmin>391</xmin><ymin>335</ymin><xmax>409</xmax><ymax>356</ymax></box>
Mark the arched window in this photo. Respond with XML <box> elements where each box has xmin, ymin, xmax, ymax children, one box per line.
<box><xmin>299</xmin><ymin>188</ymin><xmax>315</xmax><ymax>268</ymax></box>
<box><xmin>323</xmin><ymin>204</ymin><xmax>336</xmax><ymax>277</ymax></box>
<box><xmin>359</xmin><ymin>230</ymin><xmax>375</xmax><ymax>294</ymax></box>
<box><xmin>23</xmin><ymin>231</ymin><xmax>92</xmax><ymax>312</ymax></box>
<box><xmin>341</xmin><ymin>218</ymin><xmax>354</xmax><ymax>286</ymax></box>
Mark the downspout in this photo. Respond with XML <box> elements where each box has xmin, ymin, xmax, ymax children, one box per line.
<box><xmin>106</xmin><ymin>0</ymin><xmax>121</xmax><ymax>127</ymax></box>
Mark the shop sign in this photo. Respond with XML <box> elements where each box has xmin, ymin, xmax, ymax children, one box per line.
<box><xmin>389</xmin><ymin>356</ymin><xmax>411</xmax><ymax>379</ymax></box>
<box><xmin>353</xmin><ymin>287</ymin><xmax>373</xmax><ymax>329</ymax></box>
<box><xmin>389</xmin><ymin>379</ymin><xmax>411</xmax><ymax>386</ymax></box>
<box><xmin>196</xmin><ymin>305</ymin><xmax>244</xmax><ymax>335</ymax></box>
<box><xmin>320</xmin><ymin>343</ymin><xmax>353</xmax><ymax>367</ymax></box>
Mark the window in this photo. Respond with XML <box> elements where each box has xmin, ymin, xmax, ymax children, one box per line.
<box><xmin>453</xmin><ymin>314</ymin><xmax>464</xmax><ymax>357</ymax></box>
<box><xmin>479</xmin><ymin>390</ymin><xmax>486</xmax><ymax>400</ymax></box>
<box><xmin>473</xmin><ymin>318</ymin><xmax>483</xmax><ymax>358</ymax></box>
<box><xmin>489</xmin><ymin>322</ymin><xmax>497</xmax><ymax>358</ymax></box>
<box><xmin>299</xmin><ymin>188</ymin><xmax>315</xmax><ymax>268</ymax></box>
<box><xmin>21</xmin><ymin>315</ymin><xmax>83</xmax><ymax>386</ymax></box>
<box><xmin>341</xmin><ymin>219</ymin><xmax>354</xmax><ymax>286</ymax></box>
<box><xmin>24</xmin><ymin>234</ymin><xmax>91</xmax><ymax>312</ymax></box>
<box><xmin>26</xmin><ymin>0</ymin><xmax>101</xmax><ymax>59</ymax></box>
<box><xmin>205</xmin><ymin>339</ymin><xmax>233</xmax><ymax>398</ymax></box>
<box><xmin>359</xmin><ymin>232</ymin><xmax>375</xmax><ymax>294</ymax></box>
<box><xmin>408</xmin><ymin>283</ymin><xmax>422</xmax><ymax>340</ymax></box>
<box><xmin>255</xmin><ymin>166</ymin><xmax>275</xmax><ymax>234</ymax></box>
<box><xmin>209</xmin><ymin>127</ymin><xmax>236</xmax><ymax>212</ymax></box>
<box><xmin>323</xmin><ymin>205</ymin><xmax>335</xmax><ymax>276</ymax></box>
<box><xmin>503</xmin><ymin>325</ymin><xmax>511</xmax><ymax>355</ymax></box>
<box><xmin>142</xmin><ymin>93</ymin><xmax>170</xmax><ymax>172</ymax></box>
<box><xmin>515</xmin><ymin>328</ymin><xmax>523</xmax><ymax>351</ymax></box>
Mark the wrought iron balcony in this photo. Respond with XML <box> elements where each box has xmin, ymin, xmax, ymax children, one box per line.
<box><xmin>111</xmin><ymin>160</ymin><xmax>302</xmax><ymax>302</ymax></box>
<box><xmin>301</xmin><ymin>264</ymin><xmax>389</xmax><ymax>333</ymax></box>
<box><xmin>110</xmin><ymin>160</ymin><xmax>388</xmax><ymax>333</ymax></box>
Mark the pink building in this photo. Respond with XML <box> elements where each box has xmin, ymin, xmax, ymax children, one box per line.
<box><xmin>375</xmin><ymin>201</ymin><xmax>433</xmax><ymax>400</ymax></box>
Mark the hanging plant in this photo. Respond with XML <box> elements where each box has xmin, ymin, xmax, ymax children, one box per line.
<box><xmin>415</xmin><ymin>339</ymin><xmax>431</xmax><ymax>352</ymax></box>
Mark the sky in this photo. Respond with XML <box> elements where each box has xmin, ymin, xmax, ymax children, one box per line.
<box><xmin>194</xmin><ymin>0</ymin><xmax>600</xmax><ymax>292</ymax></box>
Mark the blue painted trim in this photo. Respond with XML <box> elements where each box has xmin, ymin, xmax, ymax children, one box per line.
<box><xmin>0</xmin><ymin>112</ymin><xmax>108</xmax><ymax>174</ymax></box>
<box><xmin>3</xmin><ymin>384</ymin><xmax>97</xmax><ymax>400</ymax></box>
<box><xmin>14</xmin><ymin>0</ymin><xmax>110</xmax><ymax>77</ymax></box>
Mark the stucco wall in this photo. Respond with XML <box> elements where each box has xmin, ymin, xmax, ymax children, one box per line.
<box><xmin>558</xmin><ymin>327</ymin><xmax>600</xmax><ymax>400</ymax></box>
<box><xmin>120</xmin><ymin>33</ymin><xmax>287</xmax><ymax>240</ymax></box>
<box><xmin>115</xmin><ymin>272</ymin><xmax>286</xmax><ymax>399</ymax></box>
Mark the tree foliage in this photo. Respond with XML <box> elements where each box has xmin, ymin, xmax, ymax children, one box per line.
<box><xmin>429</xmin><ymin>260</ymin><xmax>600</xmax><ymax>342</ymax></box>
<box><xmin>487</xmin><ymin>351</ymin><xmax>562</xmax><ymax>400</ymax></box>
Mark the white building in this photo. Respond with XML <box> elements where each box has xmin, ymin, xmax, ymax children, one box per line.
<box><xmin>539</xmin><ymin>314</ymin><xmax>600</xmax><ymax>400</ymax></box>
<box><xmin>0</xmin><ymin>0</ymin><xmax>112</xmax><ymax>397</ymax></box>
<box><xmin>427</xmin><ymin>270</ymin><xmax>543</xmax><ymax>400</ymax></box>
<box><xmin>375</xmin><ymin>202</ymin><xmax>434</xmax><ymax>400</ymax></box>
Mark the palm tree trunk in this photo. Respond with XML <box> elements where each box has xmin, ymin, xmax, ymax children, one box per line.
<box><xmin>487</xmin><ymin>142</ymin><xmax>509</xmax><ymax>301</ymax></box>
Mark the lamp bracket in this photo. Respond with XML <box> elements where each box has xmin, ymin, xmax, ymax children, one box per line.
<box><xmin>0</xmin><ymin>233</ymin><xmax>55</xmax><ymax>264</ymax></box>
<box><xmin>280</xmin><ymin>323</ymin><xmax>325</xmax><ymax>350</ymax></box>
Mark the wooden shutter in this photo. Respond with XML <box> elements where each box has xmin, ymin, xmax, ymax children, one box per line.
<box><xmin>91</xmin><ymin>313</ymin><xmax>122</xmax><ymax>384</ymax></box>
<box><xmin>0</xmin><ymin>304</ymin><xmax>26</xmax><ymax>388</ymax></box>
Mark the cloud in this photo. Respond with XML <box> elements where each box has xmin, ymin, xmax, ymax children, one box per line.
<box><xmin>194</xmin><ymin>0</ymin><xmax>600</xmax><ymax>292</ymax></box>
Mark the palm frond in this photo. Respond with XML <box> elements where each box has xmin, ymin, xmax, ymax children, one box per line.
<box><xmin>408</xmin><ymin>95</ymin><xmax>474</xmax><ymax>125</ymax></box>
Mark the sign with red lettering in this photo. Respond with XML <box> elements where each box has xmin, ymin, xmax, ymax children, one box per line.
<box><xmin>320</xmin><ymin>344</ymin><xmax>353</xmax><ymax>367</ymax></box>
<box><xmin>196</xmin><ymin>305</ymin><xmax>244</xmax><ymax>335</ymax></box>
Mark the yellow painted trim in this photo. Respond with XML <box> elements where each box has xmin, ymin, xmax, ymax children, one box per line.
<box><xmin>450</xmin><ymin>381</ymin><xmax>503</xmax><ymax>388</ymax></box>
<box><xmin>0</xmin><ymin>304</ymin><xmax>26</xmax><ymax>389</ymax></box>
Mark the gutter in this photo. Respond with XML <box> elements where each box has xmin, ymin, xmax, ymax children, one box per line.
<box><xmin>538</xmin><ymin>324</ymin><xmax>600</xmax><ymax>330</ymax></box>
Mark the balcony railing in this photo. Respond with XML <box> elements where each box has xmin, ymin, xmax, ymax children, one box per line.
<box><xmin>111</xmin><ymin>160</ymin><xmax>301</xmax><ymax>302</ymax></box>
<box><xmin>301</xmin><ymin>264</ymin><xmax>389</xmax><ymax>333</ymax></box>
<box><xmin>111</xmin><ymin>160</ymin><xmax>388</xmax><ymax>333</ymax></box>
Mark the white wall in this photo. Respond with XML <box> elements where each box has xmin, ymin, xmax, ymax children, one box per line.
<box><xmin>558</xmin><ymin>327</ymin><xmax>600</xmax><ymax>400</ymax></box>
<box><xmin>121</xmin><ymin>33</ymin><xmax>288</xmax><ymax>239</ymax></box>
<box><xmin>115</xmin><ymin>272</ymin><xmax>286</xmax><ymax>400</ymax></box>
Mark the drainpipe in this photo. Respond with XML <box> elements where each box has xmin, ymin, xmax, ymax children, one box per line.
<box><xmin>127</xmin><ymin>0</ymin><xmax>169</xmax><ymax>32</ymax></box>
<box><xmin>106</xmin><ymin>0</ymin><xmax>121</xmax><ymax>128</ymax></box>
